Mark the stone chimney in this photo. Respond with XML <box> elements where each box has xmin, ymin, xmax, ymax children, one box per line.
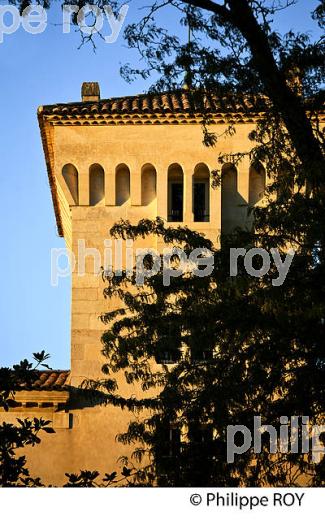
<box><xmin>81</xmin><ymin>82</ymin><xmax>100</xmax><ymax>102</ymax></box>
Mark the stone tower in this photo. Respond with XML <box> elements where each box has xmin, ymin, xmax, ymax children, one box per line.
<box><xmin>0</xmin><ymin>83</ymin><xmax>267</xmax><ymax>484</ymax></box>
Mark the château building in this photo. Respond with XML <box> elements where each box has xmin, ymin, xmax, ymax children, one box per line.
<box><xmin>1</xmin><ymin>82</ymin><xmax>269</xmax><ymax>485</ymax></box>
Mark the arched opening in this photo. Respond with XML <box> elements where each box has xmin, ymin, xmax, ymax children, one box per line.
<box><xmin>249</xmin><ymin>162</ymin><xmax>266</xmax><ymax>206</ymax></box>
<box><xmin>221</xmin><ymin>163</ymin><xmax>239</xmax><ymax>234</ymax></box>
<box><xmin>168</xmin><ymin>164</ymin><xmax>184</xmax><ymax>222</ymax></box>
<box><xmin>115</xmin><ymin>164</ymin><xmax>130</xmax><ymax>206</ymax></box>
<box><xmin>89</xmin><ymin>164</ymin><xmax>105</xmax><ymax>206</ymax></box>
<box><xmin>141</xmin><ymin>164</ymin><xmax>157</xmax><ymax>206</ymax></box>
<box><xmin>193</xmin><ymin>163</ymin><xmax>210</xmax><ymax>222</ymax></box>
<box><xmin>62</xmin><ymin>163</ymin><xmax>79</xmax><ymax>204</ymax></box>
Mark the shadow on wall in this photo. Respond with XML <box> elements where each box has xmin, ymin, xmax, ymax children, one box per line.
<box><xmin>141</xmin><ymin>163</ymin><xmax>157</xmax><ymax>206</ymax></box>
<box><xmin>90</xmin><ymin>164</ymin><xmax>105</xmax><ymax>206</ymax></box>
<box><xmin>116</xmin><ymin>164</ymin><xmax>131</xmax><ymax>206</ymax></box>
<box><xmin>249</xmin><ymin>162</ymin><xmax>266</xmax><ymax>206</ymax></box>
<box><xmin>221</xmin><ymin>161</ymin><xmax>266</xmax><ymax>234</ymax></box>
<box><xmin>68</xmin><ymin>386</ymin><xmax>110</xmax><ymax>411</ymax></box>
<box><xmin>62</xmin><ymin>163</ymin><xmax>79</xmax><ymax>204</ymax></box>
<box><xmin>221</xmin><ymin>163</ymin><xmax>246</xmax><ymax>234</ymax></box>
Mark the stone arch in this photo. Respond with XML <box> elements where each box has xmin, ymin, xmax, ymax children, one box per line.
<box><xmin>89</xmin><ymin>163</ymin><xmax>105</xmax><ymax>206</ymax></box>
<box><xmin>62</xmin><ymin>163</ymin><xmax>79</xmax><ymax>204</ymax></box>
<box><xmin>115</xmin><ymin>164</ymin><xmax>130</xmax><ymax>206</ymax></box>
<box><xmin>193</xmin><ymin>163</ymin><xmax>210</xmax><ymax>222</ymax></box>
<box><xmin>249</xmin><ymin>161</ymin><xmax>266</xmax><ymax>206</ymax></box>
<box><xmin>141</xmin><ymin>163</ymin><xmax>157</xmax><ymax>206</ymax></box>
<box><xmin>168</xmin><ymin>163</ymin><xmax>184</xmax><ymax>222</ymax></box>
<box><xmin>221</xmin><ymin>163</ymin><xmax>239</xmax><ymax>234</ymax></box>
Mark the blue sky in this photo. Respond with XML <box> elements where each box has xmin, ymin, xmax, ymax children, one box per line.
<box><xmin>0</xmin><ymin>0</ymin><xmax>320</xmax><ymax>369</ymax></box>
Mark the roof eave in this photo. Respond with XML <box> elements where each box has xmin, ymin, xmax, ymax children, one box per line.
<box><xmin>38</xmin><ymin>106</ymin><xmax>64</xmax><ymax>238</ymax></box>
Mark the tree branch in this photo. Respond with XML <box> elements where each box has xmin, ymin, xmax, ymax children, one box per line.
<box><xmin>181</xmin><ymin>0</ymin><xmax>232</xmax><ymax>21</ymax></box>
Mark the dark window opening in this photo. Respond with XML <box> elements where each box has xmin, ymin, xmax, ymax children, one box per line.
<box><xmin>155</xmin><ymin>424</ymin><xmax>182</xmax><ymax>486</ymax></box>
<box><xmin>169</xmin><ymin>183</ymin><xmax>183</xmax><ymax>222</ymax></box>
<box><xmin>155</xmin><ymin>349</ymin><xmax>181</xmax><ymax>364</ymax></box>
<box><xmin>193</xmin><ymin>164</ymin><xmax>210</xmax><ymax>222</ymax></box>
<box><xmin>193</xmin><ymin>183</ymin><xmax>209</xmax><ymax>222</ymax></box>
<box><xmin>189</xmin><ymin>424</ymin><xmax>214</xmax><ymax>446</ymax></box>
<box><xmin>160</xmin><ymin>427</ymin><xmax>181</xmax><ymax>458</ymax></box>
<box><xmin>191</xmin><ymin>347</ymin><xmax>213</xmax><ymax>363</ymax></box>
<box><xmin>189</xmin><ymin>329</ymin><xmax>213</xmax><ymax>363</ymax></box>
<box><xmin>168</xmin><ymin>164</ymin><xmax>184</xmax><ymax>222</ymax></box>
<box><xmin>155</xmin><ymin>321</ymin><xmax>182</xmax><ymax>364</ymax></box>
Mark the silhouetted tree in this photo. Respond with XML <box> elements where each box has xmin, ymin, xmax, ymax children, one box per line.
<box><xmin>7</xmin><ymin>0</ymin><xmax>325</xmax><ymax>486</ymax></box>
<box><xmin>77</xmin><ymin>1</ymin><xmax>324</xmax><ymax>486</ymax></box>
<box><xmin>0</xmin><ymin>355</ymin><xmax>141</xmax><ymax>486</ymax></box>
<box><xmin>0</xmin><ymin>352</ymin><xmax>54</xmax><ymax>487</ymax></box>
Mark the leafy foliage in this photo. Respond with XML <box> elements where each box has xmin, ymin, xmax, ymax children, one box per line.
<box><xmin>0</xmin><ymin>353</ymin><xmax>148</xmax><ymax>487</ymax></box>
<box><xmin>3</xmin><ymin>0</ymin><xmax>325</xmax><ymax>486</ymax></box>
<box><xmin>0</xmin><ymin>352</ymin><xmax>55</xmax><ymax>487</ymax></box>
<box><xmin>0</xmin><ymin>351</ymin><xmax>51</xmax><ymax>412</ymax></box>
<box><xmin>64</xmin><ymin>466</ymin><xmax>144</xmax><ymax>487</ymax></box>
<box><xmin>76</xmin><ymin>0</ymin><xmax>324</xmax><ymax>486</ymax></box>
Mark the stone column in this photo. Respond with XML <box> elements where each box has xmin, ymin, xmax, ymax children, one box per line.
<box><xmin>157</xmin><ymin>165</ymin><xmax>168</xmax><ymax>220</ymax></box>
<box><xmin>237</xmin><ymin>155</ymin><xmax>250</xmax><ymax>203</ymax></box>
<box><xmin>78</xmin><ymin>164</ymin><xmax>89</xmax><ymax>206</ymax></box>
<box><xmin>130</xmin><ymin>165</ymin><xmax>141</xmax><ymax>206</ymax></box>
<box><xmin>103</xmin><ymin>162</ymin><xmax>115</xmax><ymax>205</ymax></box>
<box><xmin>210</xmin><ymin>172</ymin><xmax>221</xmax><ymax>230</ymax></box>
<box><xmin>184</xmin><ymin>167</ymin><xmax>193</xmax><ymax>224</ymax></box>
<box><xmin>237</xmin><ymin>155</ymin><xmax>252</xmax><ymax>229</ymax></box>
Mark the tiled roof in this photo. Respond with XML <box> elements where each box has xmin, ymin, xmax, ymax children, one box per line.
<box><xmin>24</xmin><ymin>370</ymin><xmax>70</xmax><ymax>391</ymax></box>
<box><xmin>40</xmin><ymin>90</ymin><xmax>267</xmax><ymax>119</ymax></box>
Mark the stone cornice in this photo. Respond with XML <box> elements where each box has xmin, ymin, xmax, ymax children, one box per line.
<box><xmin>41</xmin><ymin>111</ymin><xmax>267</xmax><ymax>126</ymax></box>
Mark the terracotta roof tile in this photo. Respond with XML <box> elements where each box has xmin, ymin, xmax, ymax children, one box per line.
<box><xmin>40</xmin><ymin>90</ymin><xmax>325</xmax><ymax>124</ymax></box>
<box><xmin>26</xmin><ymin>370</ymin><xmax>70</xmax><ymax>391</ymax></box>
<box><xmin>40</xmin><ymin>90</ymin><xmax>268</xmax><ymax>119</ymax></box>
